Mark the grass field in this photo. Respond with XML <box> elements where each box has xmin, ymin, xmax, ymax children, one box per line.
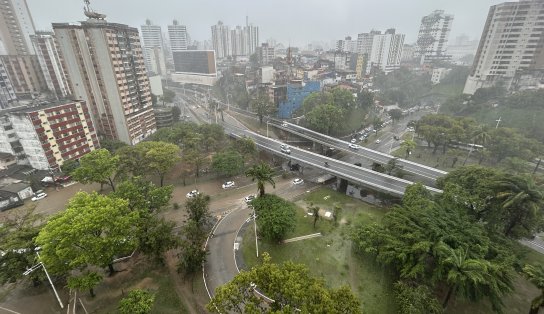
<box><xmin>242</xmin><ymin>188</ymin><xmax>396</xmax><ymax>313</ymax></box>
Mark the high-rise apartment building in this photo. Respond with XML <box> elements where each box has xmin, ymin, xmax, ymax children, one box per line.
<box><xmin>0</xmin><ymin>59</ymin><xmax>16</xmax><ymax>108</ymax></box>
<box><xmin>245</xmin><ymin>23</ymin><xmax>259</xmax><ymax>55</ymax></box>
<box><xmin>367</xmin><ymin>29</ymin><xmax>405</xmax><ymax>74</ymax></box>
<box><xmin>211</xmin><ymin>21</ymin><xmax>231</xmax><ymax>59</ymax></box>
<box><xmin>464</xmin><ymin>0</ymin><xmax>544</xmax><ymax>94</ymax></box>
<box><xmin>231</xmin><ymin>26</ymin><xmax>247</xmax><ymax>57</ymax></box>
<box><xmin>0</xmin><ymin>0</ymin><xmax>36</xmax><ymax>55</ymax></box>
<box><xmin>336</xmin><ymin>36</ymin><xmax>357</xmax><ymax>53</ymax></box>
<box><xmin>0</xmin><ymin>100</ymin><xmax>99</xmax><ymax>171</ymax></box>
<box><xmin>357</xmin><ymin>30</ymin><xmax>381</xmax><ymax>56</ymax></box>
<box><xmin>415</xmin><ymin>10</ymin><xmax>454</xmax><ymax>64</ymax></box>
<box><xmin>168</xmin><ymin>20</ymin><xmax>188</xmax><ymax>53</ymax></box>
<box><xmin>0</xmin><ymin>0</ymin><xmax>47</xmax><ymax>98</ymax></box>
<box><xmin>257</xmin><ymin>43</ymin><xmax>275</xmax><ymax>65</ymax></box>
<box><xmin>53</xmin><ymin>18</ymin><xmax>156</xmax><ymax>145</ymax></box>
<box><xmin>30</xmin><ymin>31</ymin><xmax>72</xmax><ymax>99</ymax></box>
<box><xmin>141</xmin><ymin>20</ymin><xmax>167</xmax><ymax>76</ymax></box>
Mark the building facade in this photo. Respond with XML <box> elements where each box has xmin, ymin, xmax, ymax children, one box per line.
<box><xmin>211</xmin><ymin>21</ymin><xmax>231</xmax><ymax>59</ymax></box>
<box><xmin>141</xmin><ymin>20</ymin><xmax>167</xmax><ymax>76</ymax></box>
<box><xmin>464</xmin><ymin>0</ymin><xmax>544</xmax><ymax>94</ymax></box>
<box><xmin>415</xmin><ymin>10</ymin><xmax>454</xmax><ymax>64</ymax></box>
<box><xmin>0</xmin><ymin>55</ymin><xmax>46</xmax><ymax>97</ymax></box>
<box><xmin>167</xmin><ymin>20</ymin><xmax>188</xmax><ymax>53</ymax></box>
<box><xmin>278</xmin><ymin>80</ymin><xmax>321</xmax><ymax>118</ymax></box>
<box><xmin>53</xmin><ymin>20</ymin><xmax>156</xmax><ymax>145</ymax></box>
<box><xmin>30</xmin><ymin>31</ymin><xmax>72</xmax><ymax>99</ymax></box>
<box><xmin>0</xmin><ymin>100</ymin><xmax>99</xmax><ymax>171</ymax></box>
<box><xmin>0</xmin><ymin>0</ymin><xmax>36</xmax><ymax>55</ymax></box>
<box><xmin>0</xmin><ymin>59</ymin><xmax>17</xmax><ymax>108</ymax></box>
<box><xmin>245</xmin><ymin>23</ymin><xmax>259</xmax><ymax>55</ymax></box>
<box><xmin>231</xmin><ymin>26</ymin><xmax>247</xmax><ymax>57</ymax></box>
<box><xmin>257</xmin><ymin>43</ymin><xmax>275</xmax><ymax>66</ymax></box>
<box><xmin>368</xmin><ymin>29</ymin><xmax>405</xmax><ymax>74</ymax></box>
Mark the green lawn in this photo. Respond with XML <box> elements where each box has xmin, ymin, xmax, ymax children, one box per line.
<box><xmin>242</xmin><ymin>188</ymin><xmax>396</xmax><ymax>314</ymax></box>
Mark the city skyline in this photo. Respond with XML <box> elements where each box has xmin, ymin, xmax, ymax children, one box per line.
<box><xmin>27</xmin><ymin>0</ymin><xmax>505</xmax><ymax>47</ymax></box>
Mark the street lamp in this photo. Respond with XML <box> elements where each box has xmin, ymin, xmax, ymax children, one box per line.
<box><xmin>24</xmin><ymin>252</ymin><xmax>64</xmax><ymax>309</ymax></box>
<box><xmin>226</xmin><ymin>93</ymin><xmax>232</xmax><ymax>111</ymax></box>
<box><xmin>252</xmin><ymin>211</ymin><xmax>259</xmax><ymax>258</ymax></box>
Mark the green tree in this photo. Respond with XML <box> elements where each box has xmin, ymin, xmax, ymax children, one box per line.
<box><xmin>251</xmin><ymin>93</ymin><xmax>276</xmax><ymax>124</ymax></box>
<box><xmin>494</xmin><ymin>174</ymin><xmax>544</xmax><ymax>238</ymax></box>
<box><xmin>0</xmin><ymin>207</ymin><xmax>43</xmax><ymax>285</ymax></box>
<box><xmin>384</xmin><ymin>158</ymin><xmax>404</xmax><ymax>176</ymax></box>
<box><xmin>208</xmin><ymin>252</ymin><xmax>361</xmax><ymax>313</ymax></box>
<box><xmin>401</xmin><ymin>139</ymin><xmax>417</xmax><ymax>159</ymax></box>
<box><xmin>72</xmin><ymin>149</ymin><xmax>120</xmax><ymax>191</ymax></box>
<box><xmin>119</xmin><ymin>289</ymin><xmax>155</xmax><ymax>314</ymax></box>
<box><xmin>178</xmin><ymin>194</ymin><xmax>211</xmax><ymax>275</ymax></box>
<box><xmin>35</xmin><ymin>192</ymin><xmax>138</xmax><ymax>296</ymax></box>
<box><xmin>301</xmin><ymin>91</ymin><xmax>333</xmax><ymax>114</ymax></box>
<box><xmin>99</xmin><ymin>138</ymin><xmax>128</xmax><ymax>153</ymax></box>
<box><xmin>393</xmin><ymin>281</ymin><xmax>442</xmax><ymax>314</ymax></box>
<box><xmin>306</xmin><ymin>103</ymin><xmax>344</xmax><ymax>135</ymax></box>
<box><xmin>211</xmin><ymin>150</ymin><xmax>244</xmax><ymax>177</ymax></box>
<box><xmin>233</xmin><ymin>136</ymin><xmax>257</xmax><ymax>160</ymax></box>
<box><xmin>331</xmin><ymin>88</ymin><xmax>355</xmax><ymax>110</ymax></box>
<box><xmin>183</xmin><ymin>148</ymin><xmax>209</xmax><ymax>178</ymax></box>
<box><xmin>171</xmin><ymin>106</ymin><xmax>181</xmax><ymax>122</ymax></box>
<box><xmin>523</xmin><ymin>264</ymin><xmax>544</xmax><ymax>314</ymax></box>
<box><xmin>136</xmin><ymin>141</ymin><xmax>181</xmax><ymax>186</ymax></box>
<box><xmin>60</xmin><ymin>159</ymin><xmax>79</xmax><ymax>175</ymax></box>
<box><xmin>251</xmin><ymin>194</ymin><xmax>296</xmax><ymax>242</ymax></box>
<box><xmin>199</xmin><ymin>123</ymin><xmax>225</xmax><ymax>152</ymax></box>
<box><xmin>162</xmin><ymin>88</ymin><xmax>176</xmax><ymax>103</ymax></box>
<box><xmin>356</xmin><ymin>90</ymin><xmax>374</xmax><ymax>109</ymax></box>
<box><xmin>67</xmin><ymin>271</ymin><xmax>102</xmax><ymax>298</ymax></box>
<box><xmin>245</xmin><ymin>162</ymin><xmax>276</xmax><ymax>196</ymax></box>
<box><xmin>388</xmin><ymin>109</ymin><xmax>403</xmax><ymax>122</ymax></box>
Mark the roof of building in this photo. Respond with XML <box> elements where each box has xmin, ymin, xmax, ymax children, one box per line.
<box><xmin>0</xmin><ymin>99</ymin><xmax>83</xmax><ymax>115</ymax></box>
<box><xmin>0</xmin><ymin>182</ymin><xmax>30</xmax><ymax>193</ymax></box>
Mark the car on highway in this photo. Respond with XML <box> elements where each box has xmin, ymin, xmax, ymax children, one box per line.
<box><xmin>281</xmin><ymin>122</ymin><xmax>288</xmax><ymax>127</ymax></box>
<box><xmin>186</xmin><ymin>190</ymin><xmax>200</xmax><ymax>198</ymax></box>
<box><xmin>348</xmin><ymin>143</ymin><xmax>360</xmax><ymax>150</ymax></box>
<box><xmin>350</xmin><ymin>138</ymin><xmax>357</xmax><ymax>143</ymax></box>
<box><xmin>280</xmin><ymin>144</ymin><xmax>291</xmax><ymax>154</ymax></box>
<box><xmin>244</xmin><ymin>195</ymin><xmax>256</xmax><ymax>204</ymax></box>
<box><xmin>293</xmin><ymin>178</ymin><xmax>304</xmax><ymax>185</ymax></box>
<box><xmin>222</xmin><ymin>181</ymin><xmax>235</xmax><ymax>189</ymax></box>
<box><xmin>407</xmin><ymin>127</ymin><xmax>415</xmax><ymax>132</ymax></box>
<box><xmin>375</xmin><ymin>139</ymin><xmax>381</xmax><ymax>144</ymax></box>
<box><xmin>31</xmin><ymin>192</ymin><xmax>47</xmax><ymax>201</ymax></box>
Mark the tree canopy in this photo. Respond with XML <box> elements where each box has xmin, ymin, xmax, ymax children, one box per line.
<box><xmin>211</xmin><ymin>149</ymin><xmax>245</xmax><ymax>177</ymax></box>
<box><xmin>72</xmin><ymin>148</ymin><xmax>120</xmax><ymax>191</ymax></box>
<box><xmin>251</xmin><ymin>194</ymin><xmax>296</xmax><ymax>242</ymax></box>
<box><xmin>119</xmin><ymin>289</ymin><xmax>155</xmax><ymax>314</ymax></box>
<box><xmin>207</xmin><ymin>252</ymin><xmax>361</xmax><ymax>313</ymax></box>
<box><xmin>245</xmin><ymin>162</ymin><xmax>275</xmax><ymax>197</ymax></box>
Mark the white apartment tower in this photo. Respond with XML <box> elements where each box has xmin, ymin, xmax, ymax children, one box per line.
<box><xmin>30</xmin><ymin>31</ymin><xmax>72</xmax><ymax>99</ymax></box>
<box><xmin>367</xmin><ymin>29</ymin><xmax>405</xmax><ymax>74</ymax></box>
<box><xmin>53</xmin><ymin>18</ymin><xmax>156</xmax><ymax>145</ymax></box>
<box><xmin>0</xmin><ymin>59</ymin><xmax>16</xmax><ymax>108</ymax></box>
<box><xmin>464</xmin><ymin>0</ymin><xmax>544</xmax><ymax>94</ymax></box>
<box><xmin>141</xmin><ymin>20</ymin><xmax>167</xmax><ymax>76</ymax></box>
<box><xmin>415</xmin><ymin>10</ymin><xmax>454</xmax><ymax>64</ymax></box>
<box><xmin>211</xmin><ymin>21</ymin><xmax>231</xmax><ymax>59</ymax></box>
<box><xmin>168</xmin><ymin>20</ymin><xmax>188</xmax><ymax>52</ymax></box>
<box><xmin>231</xmin><ymin>26</ymin><xmax>247</xmax><ymax>57</ymax></box>
<box><xmin>245</xmin><ymin>22</ymin><xmax>259</xmax><ymax>55</ymax></box>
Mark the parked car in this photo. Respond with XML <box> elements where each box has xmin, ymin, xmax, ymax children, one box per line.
<box><xmin>280</xmin><ymin>144</ymin><xmax>291</xmax><ymax>154</ymax></box>
<box><xmin>293</xmin><ymin>178</ymin><xmax>304</xmax><ymax>185</ymax></box>
<box><xmin>222</xmin><ymin>181</ymin><xmax>235</xmax><ymax>189</ymax></box>
<box><xmin>244</xmin><ymin>195</ymin><xmax>256</xmax><ymax>204</ymax></box>
<box><xmin>31</xmin><ymin>192</ymin><xmax>47</xmax><ymax>201</ymax></box>
<box><xmin>350</xmin><ymin>138</ymin><xmax>357</xmax><ymax>143</ymax></box>
<box><xmin>186</xmin><ymin>190</ymin><xmax>200</xmax><ymax>198</ymax></box>
<box><xmin>348</xmin><ymin>143</ymin><xmax>360</xmax><ymax>150</ymax></box>
<box><xmin>281</xmin><ymin>122</ymin><xmax>288</xmax><ymax>127</ymax></box>
<box><xmin>375</xmin><ymin>139</ymin><xmax>381</xmax><ymax>144</ymax></box>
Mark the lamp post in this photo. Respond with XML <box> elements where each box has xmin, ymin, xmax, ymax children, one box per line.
<box><xmin>24</xmin><ymin>252</ymin><xmax>64</xmax><ymax>309</ymax></box>
<box><xmin>266</xmin><ymin>119</ymin><xmax>270</xmax><ymax>137</ymax></box>
<box><xmin>226</xmin><ymin>93</ymin><xmax>232</xmax><ymax>111</ymax></box>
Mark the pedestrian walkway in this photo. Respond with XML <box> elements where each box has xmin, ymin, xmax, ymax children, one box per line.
<box><xmin>283</xmin><ymin>233</ymin><xmax>322</xmax><ymax>243</ymax></box>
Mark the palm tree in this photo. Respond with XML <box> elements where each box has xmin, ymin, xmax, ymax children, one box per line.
<box><xmin>245</xmin><ymin>162</ymin><xmax>275</xmax><ymax>197</ymax></box>
<box><xmin>436</xmin><ymin>243</ymin><xmax>489</xmax><ymax>309</ymax></box>
<box><xmin>472</xmin><ymin>125</ymin><xmax>491</xmax><ymax>165</ymax></box>
<box><xmin>523</xmin><ymin>264</ymin><xmax>544</xmax><ymax>314</ymax></box>
<box><xmin>494</xmin><ymin>175</ymin><xmax>544</xmax><ymax>238</ymax></box>
<box><xmin>400</xmin><ymin>140</ymin><xmax>416</xmax><ymax>159</ymax></box>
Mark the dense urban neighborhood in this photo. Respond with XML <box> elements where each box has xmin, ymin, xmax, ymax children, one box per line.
<box><xmin>1</xmin><ymin>0</ymin><xmax>544</xmax><ymax>313</ymax></box>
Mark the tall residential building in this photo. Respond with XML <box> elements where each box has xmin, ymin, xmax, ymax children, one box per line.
<box><xmin>415</xmin><ymin>10</ymin><xmax>454</xmax><ymax>64</ymax></box>
<box><xmin>368</xmin><ymin>29</ymin><xmax>405</xmax><ymax>74</ymax></box>
<box><xmin>167</xmin><ymin>20</ymin><xmax>188</xmax><ymax>52</ymax></box>
<box><xmin>30</xmin><ymin>31</ymin><xmax>72</xmax><ymax>99</ymax></box>
<box><xmin>464</xmin><ymin>0</ymin><xmax>544</xmax><ymax>94</ymax></box>
<box><xmin>231</xmin><ymin>26</ymin><xmax>247</xmax><ymax>57</ymax></box>
<box><xmin>0</xmin><ymin>0</ymin><xmax>36</xmax><ymax>55</ymax></box>
<box><xmin>356</xmin><ymin>30</ymin><xmax>381</xmax><ymax>56</ymax></box>
<box><xmin>257</xmin><ymin>43</ymin><xmax>275</xmax><ymax>65</ymax></box>
<box><xmin>211</xmin><ymin>21</ymin><xmax>231</xmax><ymax>59</ymax></box>
<box><xmin>53</xmin><ymin>18</ymin><xmax>156</xmax><ymax>145</ymax></box>
<box><xmin>336</xmin><ymin>36</ymin><xmax>357</xmax><ymax>53</ymax></box>
<box><xmin>245</xmin><ymin>23</ymin><xmax>259</xmax><ymax>55</ymax></box>
<box><xmin>0</xmin><ymin>100</ymin><xmax>99</xmax><ymax>171</ymax></box>
<box><xmin>0</xmin><ymin>59</ymin><xmax>16</xmax><ymax>108</ymax></box>
<box><xmin>0</xmin><ymin>55</ymin><xmax>46</xmax><ymax>97</ymax></box>
<box><xmin>141</xmin><ymin>20</ymin><xmax>167</xmax><ymax>76</ymax></box>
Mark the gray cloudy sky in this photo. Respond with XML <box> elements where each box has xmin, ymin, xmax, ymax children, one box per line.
<box><xmin>27</xmin><ymin>0</ymin><xmax>505</xmax><ymax>47</ymax></box>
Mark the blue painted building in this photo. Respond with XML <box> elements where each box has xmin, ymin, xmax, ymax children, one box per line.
<box><xmin>277</xmin><ymin>80</ymin><xmax>321</xmax><ymax>118</ymax></box>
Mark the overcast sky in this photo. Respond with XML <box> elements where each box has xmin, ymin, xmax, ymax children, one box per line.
<box><xmin>27</xmin><ymin>0</ymin><xmax>505</xmax><ymax>47</ymax></box>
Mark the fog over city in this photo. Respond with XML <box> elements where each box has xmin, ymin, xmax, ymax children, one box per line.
<box><xmin>28</xmin><ymin>0</ymin><xmax>505</xmax><ymax>45</ymax></box>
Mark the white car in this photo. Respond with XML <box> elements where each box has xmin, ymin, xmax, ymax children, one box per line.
<box><xmin>280</xmin><ymin>144</ymin><xmax>291</xmax><ymax>154</ymax></box>
<box><xmin>375</xmin><ymin>139</ymin><xmax>381</xmax><ymax>144</ymax></box>
<box><xmin>281</xmin><ymin>122</ymin><xmax>288</xmax><ymax>127</ymax></box>
<box><xmin>293</xmin><ymin>178</ymin><xmax>304</xmax><ymax>185</ymax></box>
<box><xmin>348</xmin><ymin>143</ymin><xmax>360</xmax><ymax>150</ymax></box>
<box><xmin>186</xmin><ymin>190</ymin><xmax>200</xmax><ymax>198</ymax></box>
<box><xmin>350</xmin><ymin>138</ymin><xmax>357</xmax><ymax>143</ymax></box>
<box><xmin>222</xmin><ymin>181</ymin><xmax>235</xmax><ymax>189</ymax></box>
<box><xmin>407</xmin><ymin>127</ymin><xmax>415</xmax><ymax>132</ymax></box>
<box><xmin>31</xmin><ymin>192</ymin><xmax>47</xmax><ymax>201</ymax></box>
<box><xmin>244</xmin><ymin>195</ymin><xmax>256</xmax><ymax>204</ymax></box>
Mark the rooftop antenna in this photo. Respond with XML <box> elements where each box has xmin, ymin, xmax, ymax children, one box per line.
<box><xmin>83</xmin><ymin>0</ymin><xmax>106</xmax><ymax>20</ymax></box>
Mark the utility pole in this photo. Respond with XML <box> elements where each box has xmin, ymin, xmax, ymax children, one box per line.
<box><xmin>24</xmin><ymin>252</ymin><xmax>64</xmax><ymax>309</ymax></box>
